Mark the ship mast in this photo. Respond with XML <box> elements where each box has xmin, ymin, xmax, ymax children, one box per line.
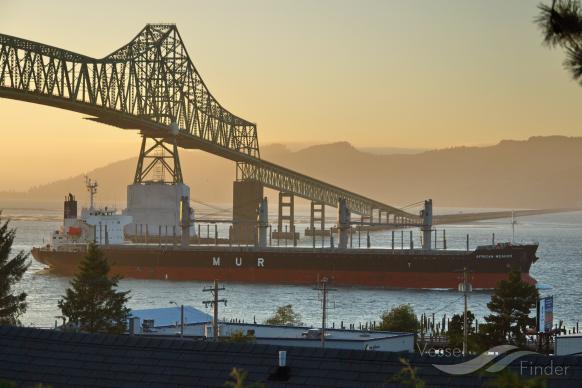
<box><xmin>511</xmin><ymin>211</ymin><xmax>517</xmax><ymax>243</ymax></box>
<box><xmin>84</xmin><ymin>175</ymin><xmax>98</xmax><ymax>211</ymax></box>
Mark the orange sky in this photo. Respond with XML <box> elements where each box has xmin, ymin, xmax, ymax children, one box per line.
<box><xmin>1</xmin><ymin>0</ymin><xmax>582</xmax><ymax>190</ymax></box>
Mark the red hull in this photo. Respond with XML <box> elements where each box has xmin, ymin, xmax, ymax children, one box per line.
<box><xmin>93</xmin><ymin>266</ymin><xmax>537</xmax><ymax>289</ymax></box>
<box><xmin>31</xmin><ymin>245</ymin><xmax>538</xmax><ymax>289</ymax></box>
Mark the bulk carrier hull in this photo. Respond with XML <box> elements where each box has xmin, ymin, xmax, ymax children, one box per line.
<box><xmin>31</xmin><ymin>244</ymin><xmax>538</xmax><ymax>289</ymax></box>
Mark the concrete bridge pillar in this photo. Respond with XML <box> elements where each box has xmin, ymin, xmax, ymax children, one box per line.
<box><xmin>278</xmin><ymin>192</ymin><xmax>294</xmax><ymax>233</ymax></box>
<box><xmin>180</xmin><ymin>195</ymin><xmax>191</xmax><ymax>247</ymax></box>
<box><xmin>272</xmin><ymin>192</ymin><xmax>299</xmax><ymax>244</ymax></box>
<box><xmin>421</xmin><ymin>199</ymin><xmax>433</xmax><ymax>250</ymax></box>
<box><xmin>337</xmin><ymin>198</ymin><xmax>350</xmax><ymax>249</ymax></box>
<box><xmin>305</xmin><ymin>202</ymin><xmax>330</xmax><ymax>237</ymax></box>
<box><xmin>257</xmin><ymin>197</ymin><xmax>269</xmax><ymax>248</ymax></box>
<box><xmin>311</xmin><ymin>202</ymin><xmax>324</xmax><ymax>231</ymax></box>
<box><xmin>379</xmin><ymin>210</ymin><xmax>388</xmax><ymax>225</ymax></box>
<box><xmin>232</xmin><ymin>181</ymin><xmax>263</xmax><ymax>244</ymax></box>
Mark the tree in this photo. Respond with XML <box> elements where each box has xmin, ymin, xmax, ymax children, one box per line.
<box><xmin>447</xmin><ymin>310</ymin><xmax>476</xmax><ymax>351</ymax></box>
<box><xmin>264</xmin><ymin>304</ymin><xmax>303</xmax><ymax>326</ymax></box>
<box><xmin>227</xmin><ymin>330</ymin><xmax>255</xmax><ymax>343</ymax></box>
<box><xmin>479</xmin><ymin>269</ymin><xmax>539</xmax><ymax>347</ymax></box>
<box><xmin>378</xmin><ymin>304</ymin><xmax>419</xmax><ymax>333</ymax></box>
<box><xmin>58</xmin><ymin>243</ymin><xmax>130</xmax><ymax>334</ymax></box>
<box><xmin>536</xmin><ymin>0</ymin><xmax>582</xmax><ymax>79</ymax></box>
<box><xmin>388</xmin><ymin>358</ymin><xmax>425</xmax><ymax>388</ymax></box>
<box><xmin>225</xmin><ymin>368</ymin><xmax>264</xmax><ymax>388</ymax></box>
<box><xmin>0</xmin><ymin>215</ymin><xmax>30</xmax><ymax>325</ymax></box>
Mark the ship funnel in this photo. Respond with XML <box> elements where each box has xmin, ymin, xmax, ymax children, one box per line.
<box><xmin>421</xmin><ymin>199</ymin><xmax>433</xmax><ymax>250</ymax></box>
<box><xmin>64</xmin><ymin>193</ymin><xmax>77</xmax><ymax>220</ymax></box>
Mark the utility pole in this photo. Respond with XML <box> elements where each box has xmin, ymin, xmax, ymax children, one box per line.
<box><xmin>463</xmin><ymin>269</ymin><xmax>468</xmax><ymax>356</ymax></box>
<box><xmin>322</xmin><ymin>279</ymin><xmax>327</xmax><ymax>348</ymax></box>
<box><xmin>511</xmin><ymin>211</ymin><xmax>517</xmax><ymax>243</ymax></box>
<box><xmin>169</xmin><ymin>301</ymin><xmax>184</xmax><ymax>338</ymax></box>
<box><xmin>314</xmin><ymin>277</ymin><xmax>336</xmax><ymax>349</ymax></box>
<box><xmin>457</xmin><ymin>267</ymin><xmax>473</xmax><ymax>356</ymax></box>
<box><xmin>203</xmin><ymin>280</ymin><xmax>227</xmax><ymax>338</ymax></box>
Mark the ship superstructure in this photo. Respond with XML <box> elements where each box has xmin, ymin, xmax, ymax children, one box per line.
<box><xmin>47</xmin><ymin>178</ymin><xmax>131</xmax><ymax>251</ymax></box>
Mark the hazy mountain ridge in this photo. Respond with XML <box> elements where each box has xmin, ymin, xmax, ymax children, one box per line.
<box><xmin>2</xmin><ymin>136</ymin><xmax>582</xmax><ymax>209</ymax></box>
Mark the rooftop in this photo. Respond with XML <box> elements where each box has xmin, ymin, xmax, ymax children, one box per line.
<box><xmin>1</xmin><ymin>326</ymin><xmax>581</xmax><ymax>387</ymax></box>
<box><xmin>130</xmin><ymin>306</ymin><xmax>212</xmax><ymax>328</ymax></box>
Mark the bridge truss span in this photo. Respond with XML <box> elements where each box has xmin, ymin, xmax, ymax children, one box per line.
<box><xmin>0</xmin><ymin>24</ymin><xmax>259</xmax><ymax>158</ymax></box>
<box><xmin>0</xmin><ymin>24</ymin><xmax>422</xmax><ymax>225</ymax></box>
<box><xmin>236</xmin><ymin>161</ymin><xmax>420</xmax><ymax>224</ymax></box>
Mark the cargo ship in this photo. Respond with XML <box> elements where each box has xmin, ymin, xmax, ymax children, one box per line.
<box><xmin>31</xmin><ymin>181</ymin><xmax>539</xmax><ymax>289</ymax></box>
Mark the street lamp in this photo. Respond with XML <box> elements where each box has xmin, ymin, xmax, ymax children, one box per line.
<box><xmin>169</xmin><ymin>301</ymin><xmax>184</xmax><ymax>338</ymax></box>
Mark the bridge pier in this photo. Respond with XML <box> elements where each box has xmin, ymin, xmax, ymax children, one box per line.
<box><xmin>125</xmin><ymin>133</ymin><xmax>193</xmax><ymax>243</ymax></box>
<box><xmin>379</xmin><ymin>210</ymin><xmax>389</xmax><ymax>225</ymax></box>
<box><xmin>421</xmin><ymin>199</ymin><xmax>433</xmax><ymax>250</ymax></box>
<box><xmin>231</xmin><ymin>181</ymin><xmax>263</xmax><ymax>244</ymax></box>
<box><xmin>272</xmin><ymin>192</ymin><xmax>299</xmax><ymax>244</ymax></box>
<box><xmin>257</xmin><ymin>197</ymin><xmax>269</xmax><ymax>248</ymax></box>
<box><xmin>337</xmin><ymin>198</ymin><xmax>350</xmax><ymax>249</ymax></box>
<box><xmin>305</xmin><ymin>202</ymin><xmax>330</xmax><ymax>237</ymax></box>
<box><xmin>180</xmin><ymin>195</ymin><xmax>191</xmax><ymax>247</ymax></box>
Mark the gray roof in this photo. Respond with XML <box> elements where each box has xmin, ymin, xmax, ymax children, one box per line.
<box><xmin>130</xmin><ymin>306</ymin><xmax>212</xmax><ymax>327</ymax></box>
<box><xmin>0</xmin><ymin>326</ymin><xmax>580</xmax><ymax>387</ymax></box>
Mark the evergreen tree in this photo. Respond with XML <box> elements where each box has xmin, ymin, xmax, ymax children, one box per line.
<box><xmin>378</xmin><ymin>304</ymin><xmax>419</xmax><ymax>333</ymax></box>
<box><xmin>264</xmin><ymin>304</ymin><xmax>303</xmax><ymax>326</ymax></box>
<box><xmin>480</xmin><ymin>269</ymin><xmax>539</xmax><ymax>347</ymax></box>
<box><xmin>447</xmin><ymin>310</ymin><xmax>476</xmax><ymax>351</ymax></box>
<box><xmin>389</xmin><ymin>358</ymin><xmax>425</xmax><ymax>388</ymax></box>
<box><xmin>0</xmin><ymin>214</ymin><xmax>30</xmax><ymax>325</ymax></box>
<box><xmin>537</xmin><ymin>0</ymin><xmax>582</xmax><ymax>80</ymax></box>
<box><xmin>58</xmin><ymin>243</ymin><xmax>130</xmax><ymax>334</ymax></box>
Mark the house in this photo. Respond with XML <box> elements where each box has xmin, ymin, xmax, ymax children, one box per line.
<box><xmin>128</xmin><ymin>307</ymin><xmax>413</xmax><ymax>353</ymax></box>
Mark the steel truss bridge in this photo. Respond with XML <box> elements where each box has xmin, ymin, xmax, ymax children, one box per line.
<box><xmin>0</xmin><ymin>24</ymin><xmax>421</xmax><ymax>226</ymax></box>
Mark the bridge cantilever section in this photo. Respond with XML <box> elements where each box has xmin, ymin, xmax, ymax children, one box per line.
<box><xmin>0</xmin><ymin>24</ymin><xmax>259</xmax><ymax>159</ymax></box>
<box><xmin>0</xmin><ymin>24</ymin><xmax>421</xmax><ymax>225</ymax></box>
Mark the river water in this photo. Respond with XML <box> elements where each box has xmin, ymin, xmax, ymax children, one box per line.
<box><xmin>4</xmin><ymin>204</ymin><xmax>582</xmax><ymax>331</ymax></box>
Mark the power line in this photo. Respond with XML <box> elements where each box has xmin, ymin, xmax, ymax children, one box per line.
<box><xmin>203</xmin><ymin>280</ymin><xmax>227</xmax><ymax>339</ymax></box>
<box><xmin>399</xmin><ymin>200</ymin><xmax>425</xmax><ymax>210</ymax></box>
<box><xmin>424</xmin><ymin>295</ymin><xmax>465</xmax><ymax>316</ymax></box>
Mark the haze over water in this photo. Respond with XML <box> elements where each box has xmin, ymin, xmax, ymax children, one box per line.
<box><xmin>6</xmin><ymin>205</ymin><xmax>582</xmax><ymax>331</ymax></box>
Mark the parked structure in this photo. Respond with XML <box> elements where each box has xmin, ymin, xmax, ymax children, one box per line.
<box><xmin>127</xmin><ymin>309</ymin><xmax>414</xmax><ymax>353</ymax></box>
<box><xmin>555</xmin><ymin>334</ymin><xmax>582</xmax><ymax>356</ymax></box>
